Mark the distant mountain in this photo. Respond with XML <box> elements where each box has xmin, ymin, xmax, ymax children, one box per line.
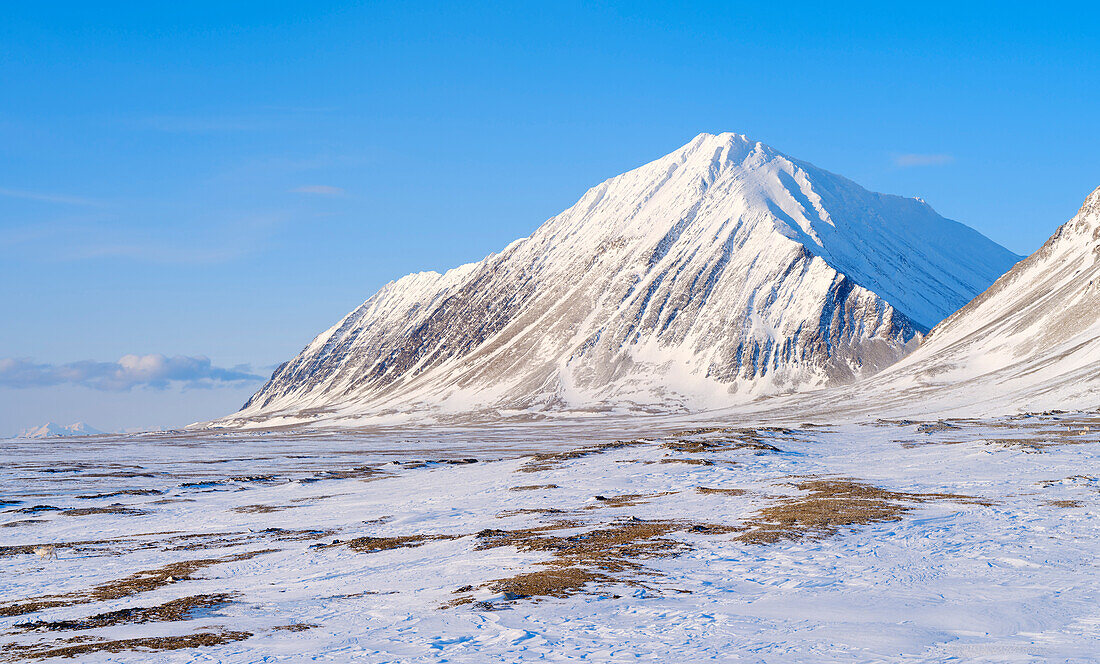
<box><xmin>839</xmin><ymin>184</ymin><xmax>1100</xmax><ymax>416</ymax></box>
<box><xmin>216</xmin><ymin>132</ymin><xmax>1019</xmax><ymax>427</ymax></box>
<box><xmin>18</xmin><ymin>422</ymin><xmax>105</xmax><ymax>438</ymax></box>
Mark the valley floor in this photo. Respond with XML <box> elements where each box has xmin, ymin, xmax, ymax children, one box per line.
<box><xmin>2</xmin><ymin>414</ymin><xmax>1099</xmax><ymax>662</ymax></box>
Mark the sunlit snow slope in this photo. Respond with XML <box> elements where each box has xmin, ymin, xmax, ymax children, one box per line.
<box><xmin>840</xmin><ymin>184</ymin><xmax>1100</xmax><ymax>416</ymax></box>
<box><xmin>222</xmin><ymin>133</ymin><xmax>1018</xmax><ymax>425</ymax></box>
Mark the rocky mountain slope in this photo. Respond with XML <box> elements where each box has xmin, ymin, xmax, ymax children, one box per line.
<box><xmin>820</xmin><ymin>184</ymin><xmax>1100</xmax><ymax>417</ymax></box>
<box><xmin>217</xmin><ymin>133</ymin><xmax>1019</xmax><ymax>426</ymax></box>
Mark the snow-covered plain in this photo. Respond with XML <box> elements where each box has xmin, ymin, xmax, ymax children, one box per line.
<box><xmin>3</xmin><ymin>414</ymin><xmax>1099</xmax><ymax>662</ymax></box>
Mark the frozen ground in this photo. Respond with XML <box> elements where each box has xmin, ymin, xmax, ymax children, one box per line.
<box><xmin>2</xmin><ymin>414</ymin><xmax>1099</xmax><ymax>662</ymax></box>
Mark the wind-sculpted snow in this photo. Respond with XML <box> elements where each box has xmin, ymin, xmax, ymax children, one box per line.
<box><xmin>3</xmin><ymin>417</ymin><xmax>1100</xmax><ymax>661</ymax></box>
<box><xmin>226</xmin><ymin>133</ymin><xmax>1018</xmax><ymax>426</ymax></box>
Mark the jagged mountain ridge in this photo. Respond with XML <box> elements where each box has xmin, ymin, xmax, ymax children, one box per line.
<box><xmin>222</xmin><ymin>133</ymin><xmax>1019</xmax><ymax>425</ymax></box>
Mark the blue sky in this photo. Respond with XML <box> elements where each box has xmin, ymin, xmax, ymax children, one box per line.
<box><xmin>2</xmin><ymin>2</ymin><xmax>1098</xmax><ymax>434</ymax></box>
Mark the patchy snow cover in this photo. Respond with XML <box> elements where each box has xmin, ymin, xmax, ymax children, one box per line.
<box><xmin>2</xmin><ymin>416</ymin><xmax>1099</xmax><ymax>661</ymax></box>
<box><xmin>219</xmin><ymin>133</ymin><xmax>1017</xmax><ymax>427</ymax></box>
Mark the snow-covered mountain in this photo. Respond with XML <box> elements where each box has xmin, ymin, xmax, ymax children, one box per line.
<box><xmin>220</xmin><ymin>133</ymin><xmax>1019</xmax><ymax>426</ymax></box>
<box><xmin>823</xmin><ymin>184</ymin><xmax>1100</xmax><ymax>417</ymax></box>
<box><xmin>18</xmin><ymin>422</ymin><xmax>105</xmax><ymax>438</ymax></box>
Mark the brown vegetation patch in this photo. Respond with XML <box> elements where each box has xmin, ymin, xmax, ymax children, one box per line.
<box><xmin>76</xmin><ymin>489</ymin><xmax>163</xmax><ymax>500</ymax></box>
<box><xmin>288</xmin><ymin>494</ymin><xmax>340</xmax><ymax>503</ymax></box>
<box><xmin>658</xmin><ymin>458</ymin><xmax>715</xmax><ymax>466</ymax></box>
<box><xmin>497</xmin><ymin>508</ymin><xmax>567</xmax><ymax>518</ymax></box>
<box><xmin>898</xmin><ymin>438</ymin><xmax>969</xmax><ymax>449</ymax></box>
<box><xmin>3</xmin><ymin>629</ymin><xmax>252</xmax><ymax>660</ymax></box>
<box><xmin>0</xmin><ymin>550</ymin><xmax>271</xmax><ymax>618</ymax></box>
<box><xmin>584</xmin><ymin>492</ymin><xmax>674</xmax><ymax>509</ymax></box>
<box><xmin>0</xmin><ymin>536</ymin><xmax>156</xmax><ymax>559</ymax></box>
<box><xmin>469</xmin><ymin>517</ymin><xmax>739</xmax><ymax>605</ymax></box>
<box><xmin>162</xmin><ymin>531</ymin><xmax>253</xmax><ymax>551</ymax></box>
<box><xmin>509</xmin><ymin>484</ymin><xmax>560</xmax><ymax>491</ymax></box>
<box><xmin>1045</xmin><ymin>499</ymin><xmax>1083</xmax><ymax>508</ymax></box>
<box><xmin>61</xmin><ymin>507</ymin><xmax>148</xmax><ymax>517</ymax></box>
<box><xmin>11</xmin><ymin>593</ymin><xmax>238</xmax><ymax>632</ymax></box>
<box><xmin>272</xmin><ymin>623</ymin><xmax>318</xmax><ymax>632</ymax></box>
<box><xmin>518</xmin><ymin>440</ymin><xmax>649</xmax><ymax>473</ymax></box>
<box><xmin>268</xmin><ymin>528</ymin><xmax>336</xmax><ymax>542</ymax></box>
<box><xmin>668</xmin><ymin>426</ymin><xmax>731</xmax><ymax>437</ymax></box>
<box><xmin>231</xmin><ymin>504</ymin><xmax>294</xmax><ymax>514</ymax></box>
<box><xmin>315</xmin><ymin>465</ymin><xmax>384</xmax><ymax>480</ymax></box>
<box><xmin>696</xmin><ymin>487</ymin><xmax>748</xmax><ymax>496</ymax></box>
<box><xmin>330</xmin><ymin>534</ymin><xmax>459</xmax><ymax>553</ymax></box>
<box><xmin>734</xmin><ymin>478</ymin><xmax>991</xmax><ymax>545</ymax></box>
<box><xmin>1</xmin><ymin>520</ymin><xmax>46</xmax><ymax>528</ymax></box>
<box><xmin>916</xmin><ymin>421</ymin><xmax>962</xmax><ymax>434</ymax></box>
<box><xmin>660</xmin><ymin>439</ymin><xmax>726</xmax><ymax>454</ymax></box>
<box><xmin>660</xmin><ymin>438</ymin><xmax>783</xmax><ymax>454</ymax></box>
<box><xmin>9</xmin><ymin>506</ymin><xmax>60</xmax><ymax>515</ymax></box>
<box><xmin>487</xmin><ymin>567</ymin><xmax>613</xmax><ymax>600</ymax></box>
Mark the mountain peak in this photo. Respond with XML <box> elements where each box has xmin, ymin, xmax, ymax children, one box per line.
<box><xmin>1077</xmin><ymin>184</ymin><xmax>1100</xmax><ymax>220</ymax></box>
<box><xmin>17</xmin><ymin>421</ymin><xmax>105</xmax><ymax>438</ymax></box>
<box><xmin>217</xmin><ymin>136</ymin><xmax>1020</xmax><ymax>426</ymax></box>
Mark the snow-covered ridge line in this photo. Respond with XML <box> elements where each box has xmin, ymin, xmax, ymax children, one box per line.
<box><xmin>213</xmin><ymin>132</ymin><xmax>1019</xmax><ymax>428</ymax></box>
<box><xmin>710</xmin><ymin>184</ymin><xmax>1100</xmax><ymax>420</ymax></box>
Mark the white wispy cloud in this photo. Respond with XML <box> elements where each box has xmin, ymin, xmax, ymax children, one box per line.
<box><xmin>0</xmin><ymin>355</ymin><xmax>266</xmax><ymax>391</ymax></box>
<box><xmin>290</xmin><ymin>185</ymin><xmax>346</xmax><ymax>196</ymax></box>
<box><xmin>892</xmin><ymin>153</ymin><xmax>955</xmax><ymax>168</ymax></box>
<box><xmin>0</xmin><ymin>187</ymin><xmax>103</xmax><ymax>207</ymax></box>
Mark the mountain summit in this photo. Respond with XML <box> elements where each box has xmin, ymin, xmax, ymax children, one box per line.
<box><xmin>222</xmin><ymin>133</ymin><xmax>1019</xmax><ymax>425</ymax></box>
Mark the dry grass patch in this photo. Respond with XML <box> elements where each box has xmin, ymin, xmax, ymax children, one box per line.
<box><xmin>330</xmin><ymin>534</ymin><xmax>459</xmax><ymax>553</ymax></box>
<box><xmin>464</xmin><ymin>517</ymin><xmax>739</xmax><ymax>606</ymax></box>
<box><xmin>1045</xmin><ymin>499</ymin><xmax>1083</xmax><ymax>508</ymax></box>
<box><xmin>230</xmin><ymin>504</ymin><xmax>294</xmax><ymax>514</ymax></box>
<box><xmin>0</xmin><ymin>536</ymin><xmax>161</xmax><ymax>559</ymax></box>
<box><xmin>667</xmin><ymin>426</ymin><xmax>731</xmax><ymax>437</ymax></box>
<box><xmin>734</xmin><ymin>478</ymin><xmax>991</xmax><ymax>545</ymax></box>
<box><xmin>696</xmin><ymin>487</ymin><xmax>748</xmax><ymax>496</ymax></box>
<box><xmin>584</xmin><ymin>492</ymin><xmax>675</xmax><ymax>509</ymax></box>
<box><xmin>272</xmin><ymin>623</ymin><xmax>318</xmax><ymax>632</ymax></box>
<box><xmin>497</xmin><ymin>508</ymin><xmax>567</xmax><ymax>518</ymax></box>
<box><xmin>518</xmin><ymin>440</ymin><xmax>649</xmax><ymax>473</ymax></box>
<box><xmin>314</xmin><ymin>465</ymin><xmax>384</xmax><ymax>480</ymax></box>
<box><xmin>288</xmin><ymin>494</ymin><xmax>340</xmax><ymax>503</ymax></box>
<box><xmin>486</xmin><ymin>567</ymin><xmax>614</xmax><ymax>600</ymax></box>
<box><xmin>657</xmin><ymin>458</ymin><xmax>715</xmax><ymax>466</ymax></box>
<box><xmin>660</xmin><ymin>438</ymin><xmax>783</xmax><ymax>454</ymax></box>
<box><xmin>509</xmin><ymin>484</ymin><xmax>559</xmax><ymax>491</ymax></box>
<box><xmin>0</xmin><ymin>550</ymin><xmax>271</xmax><ymax>618</ymax></box>
<box><xmin>162</xmin><ymin>531</ymin><xmax>254</xmax><ymax>551</ymax></box>
<box><xmin>60</xmin><ymin>507</ymin><xmax>148</xmax><ymax>517</ymax></box>
<box><xmin>11</xmin><ymin>593</ymin><xmax>238</xmax><ymax>632</ymax></box>
<box><xmin>75</xmin><ymin>489</ymin><xmax>163</xmax><ymax>500</ymax></box>
<box><xmin>3</xmin><ymin>629</ymin><xmax>252</xmax><ymax>660</ymax></box>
